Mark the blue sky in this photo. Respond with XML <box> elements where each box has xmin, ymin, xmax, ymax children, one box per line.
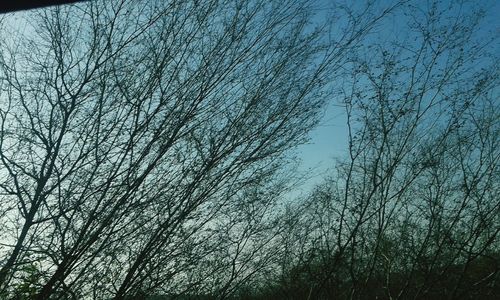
<box><xmin>295</xmin><ymin>100</ymin><xmax>347</xmax><ymax>179</ymax></box>
<box><xmin>2</xmin><ymin>0</ymin><xmax>498</xmax><ymax>196</ymax></box>
<box><xmin>293</xmin><ymin>0</ymin><xmax>500</xmax><ymax>194</ymax></box>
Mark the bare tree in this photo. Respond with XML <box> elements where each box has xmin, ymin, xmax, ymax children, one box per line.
<box><xmin>276</xmin><ymin>0</ymin><xmax>499</xmax><ymax>299</ymax></box>
<box><xmin>0</xmin><ymin>0</ymin><xmax>391</xmax><ymax>298</ymax></box>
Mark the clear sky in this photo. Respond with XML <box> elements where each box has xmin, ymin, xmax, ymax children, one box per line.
<box><xmin>293</xmin><ymin>0</ymin><xmax>500</xmax><ymax>194</ymax></box>
<box><xmin>294</xmin><ymin>101</ymin><xmax>347</xmax><ymax>182</ymax></box>
<box><xmin>2</xmin><ymin>0</ymin><xmax>498</xmax><ymax>197</ymax></box>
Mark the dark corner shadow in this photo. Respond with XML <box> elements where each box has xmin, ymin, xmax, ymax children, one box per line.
<box><xmin>0</xmin><ymin>0</ymin><xmax>87</xmax><ymax>14</ymax></box>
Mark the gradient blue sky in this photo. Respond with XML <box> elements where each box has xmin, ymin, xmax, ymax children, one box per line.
<box><xmin>294</xmin><ymin>0</ymin><xmax>500</xmax><ymax>193</ymax></box>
